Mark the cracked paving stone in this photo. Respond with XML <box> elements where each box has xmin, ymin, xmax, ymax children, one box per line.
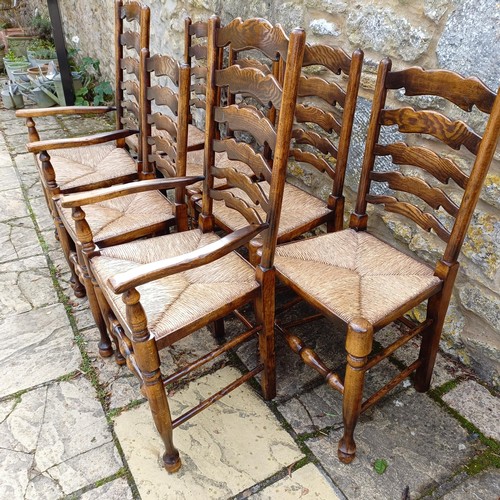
<box><xmin>114</xmin><ymin>366</ymin><xmax>303</xmax><ymax>499</ymax></box>
<box><xmin>0</xmin><ymin>217</ymin><xmax>42</xmax><ymax>264</ymax></box>
<box><xmin>278</xmin><ymin>359</ymin><xmax>401</xmax><ymax>435</ymax></box>
<box><xmin>0</xmin><ymin>255</ymin><xmax>58</xmax><ymax>319</ymax></box>
<box><xmin>442</xmin><ymin>379</ymin><xmax>500</xmax><ymax>441</ymax></box>
<box><xmin>1</xmin><ymin>115</ymin><xmax>60</xmax><ymax>136</ymax></box>
<box><xmin>250</xmin><ymin>463</ymin><xmax>342</xmax><ymax>499</ymax></box>
<box><xmin>306</xmin><ymin>390</ymin><xmax>484</xmax><ymax>499</ymax></box>
<box><xmin>83</xmin><ymin>325</ymin><xmax>227</xmax><ymax>410</ymax></box>
<box><xmin>29</xmin><ymin>195</ymin><xmax>54</xmax><ymax>233</ymax></box>
<box><xmin>0</xmin><ymin>378</ymin><xmax>122</xmax><ymax>498</ymax></box>
<box><xmin>0</xmin><ymin>166</ymin><xmax>21</xmax><ymax>192</ymax></box>
<box><xmin>80</xmin><ymin>477</ymin><xmax>134</xmax><ymax>499</ymax></box>
<box><xmin>442</xmin><ymin>468</ymin><xmax>500</xmax><ymax>499</ymax></box>
<box><xmin>0</xmin><ymin>303</ymin><xmax>81</xmax><ymax>398</ymax></box>
<box><xmin>0</xmin><ymin>188</ymin><xmax>29</xmax><ymax>222</ymax></box>
<box><xmin>0</xmin><ymin>150</ymin><xmax>13</xmax><ymax>167</ymax></box>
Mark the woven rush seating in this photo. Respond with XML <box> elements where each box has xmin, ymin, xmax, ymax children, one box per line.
<box><xmin>91</xmin><ymin>229</ymin><xmax>259</xmax><ymax>345</ymax></box>
<box><xmin>57</xmin><ymin>189</ymin><xmax>175</xmax><ymax>247</ymax></box>
<box><xmin>275</xmin><ymin>229</ymin><xmax>441</xmax><ymax>324</ymax></box>
<box><xmin>45</xmin><ymin>143</ymin><xmax>137</xmax><ymax>193</ymax></box>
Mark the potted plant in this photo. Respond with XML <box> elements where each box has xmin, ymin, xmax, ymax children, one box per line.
<box><xmin>3</xmin><ymin>49</ymin><xmax>29</xmax><ymax>80</ymax></box>
<box><xmin>27</xmin><ymin>38</ymin><xmax>57</xmax><ymax>66</ymax></box>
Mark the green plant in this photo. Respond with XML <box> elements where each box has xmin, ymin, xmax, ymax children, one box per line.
<box><xmin>27</xmin><ymin>38</ymin><xmax>56</xmax><ymax>58</ymax></box>
<box><xmin>29</xmin><ymin>14</ymin><xmax>53</xmax><ymax>42</ymax></box>
<box><xmin>72</xmin><ymin>55</ymin><xmax>113</xmax><ymax>106</ymax></box>
<box><xmin>373</xmin><ymin>458</ymin><xmax>388</xmax><ymax>474</ymax></box>
<box><xmin>3</xmin><ymin>48</ymin><xmax>26</xmax><ymax>61</ymax></box>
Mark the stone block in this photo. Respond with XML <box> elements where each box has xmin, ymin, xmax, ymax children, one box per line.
<box><xmin>307</xmin><ymin>390</ymin><xmax>483</xmax><ymax>499</ymax></box>
<box><xmin>114</xmin><ymin>366</ymin><xmax>303</xmax><ymax>499</ymax></box>
<box><xmin>424</xmin><ymin>0</ymin><xmax>452</xmax><ymax>23</ymax></box>
<box><xmin>250</xmin><ymin>463</ymin><xmax>342</xmax><ymax>499</ymax></box>
<box><xmin>305</xmin><ymin>0</ymin><xmax>347</xmax><ymax>15</ymax></box>
<box><xmin>437</xmin><ymin>0</ymin><xmax>500</xmax><ymax>90</ymax></box>
<box><xmin>0</xmin><ymin>304</ymin><xmax>81</xmax><ymax>398</ymax></box>
<box><xmin>459</xmin><ymin>283</ymin><xmax>500</xmax><ymax>333</ymax></box>
<box><xmin>442</xmin><ymin>379</ymin><xmax>500</xmax><ymax>440</ymax></box>
<box><xmin>347</xmin><ymin>5</ymin><xmax>432</xmax><ymax>61</ymax></box>
<box><xmin>309</xmin><ymin>19</ymin><xmax>340</xmax><ymax>36</ymax></box>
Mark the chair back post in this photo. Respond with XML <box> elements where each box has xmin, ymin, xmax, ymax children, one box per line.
<box><xmin>330</xmin><ymin>48</ymin><xmax>363</xmax><ymax>230</ymax></box>
<box><xmin>198</xmin><ymin>15</ymin><xmax>220</xmax><ymax>233</ymax></box>
<box><xmin>444</xmin><ymin>90</ymin><xmax>500</xmax><ymax>264</ymax></box>
<box><xmin>114</xmin><ymin>0</ymin><xmax>124</xmax><ymax>131</ymax></box>
<box><xmin>139</xmin><ymin>47</ymin><xmax>153</xmax><ymax>179</ymax></box>
<box><xmin>260</xmin><ymin>28</ymin><xmax>307</xmax><ymax>270</ymax></box>
<box><xmin>349</xmin><ymin>57</ymin><xmax>392</xmax><ymax>231</ymax></box>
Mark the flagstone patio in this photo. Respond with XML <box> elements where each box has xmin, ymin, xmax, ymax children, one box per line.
<box><xmin>0</xmin><ymin>103</ymin><xmax>498</xmax><ymax>499</ymax></box>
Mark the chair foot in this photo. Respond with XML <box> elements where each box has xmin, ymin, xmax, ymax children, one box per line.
<box><xmin>71</xmin><ymin>278</ymin><xmax>87</xmax><ymax>298</ymax></box>
<box><xmin>114</xmin><ymin>350</ymin><xmax>126</xmax><ymax>366</ymax></box>
<box><xmin>98</xmin><ymin>341</ymin><xmax>114</xmax><ymax>358</ymax></box>
<box><xmin>337</xmin><ymin>437</ymin><xmax>356</xmax><ymax>464</ymax></box>
<box><xmin>163</xmin><ymin>452</ymin><xmax>182</xmax><ymax>473</ymax></box>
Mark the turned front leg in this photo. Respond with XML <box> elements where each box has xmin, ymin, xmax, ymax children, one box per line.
<box><xmin>338</xmin><ymin>318</ymin><xmax>373</xmax><ymax>463</ymax></box>
<box><xmin>123</xmin><ymin>288</ymin><xmax>181</xmax><ymax>472</ymax></box>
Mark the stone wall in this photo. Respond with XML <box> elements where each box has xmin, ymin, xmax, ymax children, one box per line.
<box><xmin>27</xmin><ymin>0</ymin><xmax>500</xmax><ymax>385</ymax></box>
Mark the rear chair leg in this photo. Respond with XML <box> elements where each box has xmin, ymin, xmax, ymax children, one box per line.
<box><xmin>338</xmin><ymin>318</ymin><xmax>373</xmax><ymax>463</ymax></box>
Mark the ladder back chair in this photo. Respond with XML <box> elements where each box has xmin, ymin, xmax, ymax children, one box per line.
<box><xmin>16</xmin><ymin>0</ymin><xmax>152</xmax><ymax>297</ymax></box>
<box><xmin>60</xmin><ymin>16</ymin><xmax>306</xmax><ymax>473</ymax></box>
<box><xmin>273</xmin><ymin>61</ymin><xmax>500</xmax><ymax>463</ymax></box>
<box><xmin>206</xmin><ymin>42</ymin><xmax>363</xmax><ymax>262</ymax></box>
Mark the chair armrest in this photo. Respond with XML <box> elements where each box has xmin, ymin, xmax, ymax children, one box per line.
<box><xmin>60</xmin><ymin>176</ymin><xmax>204</xmax><ymax>208</ymax></box>
<box><xmin>16</xmin><ymin>106</ymin><xmax>116</xmax><ymax>118</ymax></box>
<box><xmin>109</xmin><ymin>223</ymin><xmax>268</xmax><ymax>294</ymax></box>
<box><xmin>26</xmin><ymin>129</ymin><xmax>139</xmax><ymax>153</ymax></box>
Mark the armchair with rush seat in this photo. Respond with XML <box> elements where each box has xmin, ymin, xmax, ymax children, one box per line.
<box><xmin>60</xmin><ymin>16</ymin><xmax>307</xmax><ymax>472</ymax></box>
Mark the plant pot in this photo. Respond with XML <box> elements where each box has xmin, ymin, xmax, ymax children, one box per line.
<box><xmin>3</xmin><ymin>58</ymin><xmax>30</xmax><ymax>80</ymax></box>
<box><xmin>54</xmin><ymin>73</ymin><xmax>83</xmax><ymax>106</ymax></box>
<box><xmin>6</xmin><ymin>34</ymin><xmax>35</xmax><ymax>58</ymax></box>
<box><xmin>27</xmin><ymin>50</ymin><xmax>58</xmax><ymax>67</ymax></box>
<box><xmin>31</xmin><ymin>87</ymin><xmax>56</xmax><ymax>108</ymax></box>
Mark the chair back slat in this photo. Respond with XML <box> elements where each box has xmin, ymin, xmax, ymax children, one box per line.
<box><xmin>120</xmin><ymin>30</ymin><xmax>141</xmax><ymax>54</ymax></box>
<box><xmin>373</xmin><ymin>143</ymin><xmax>469</xmax><ymax>189</ymax></box>
<box><xmin>147</xmin><ymin>54</ymin><xmax>179</xmax><ymax>83</ymax></box>
<box><xmin>292</xmin><ymin>128</ymin><xmax>338</xmax><ymax>158</ymax></box>
<box><xmin>289</xmin><ymin>149</ymin><xmax>336</xmax><ymax>180</ymax></box>
<box><xmin>380</xmin><ymin>108</ymin><xmax>482</xmax><ymax>154</ymax></box>
<box><xmin>147</xmin><ymin>86</ymin><xmax>179</xmax><ymax>115</ymax></box>
<box><xmin>297</xmin><ymin>75</ymin><xmax>346</xmax><ymax>107</ymax></box>
<box><xmin>216</xmin><ymin>18</ymin><xmax>289</xmax><ymax>62</ymax></box>
<box><xmin>385</xmin><ymin>67</ymin><xmax>496</xmax><ymax>113</ymax></box>
<box><xmin>303</xmin><ymin>43</ymin><xmax>352</xmax><ymax>75</ymax></box>
<box><xmin>121</xmin><ymin>80</ymin><xmax>140</xmax><ymax>103</ymax></box>
<box><xmin>121</xmin><ymin>57</ymin><xmax>140</xmax><ymax>78</ymax></box>
<box><xmin>352</xmin><ymin>60</ymin><xmax>500</xmax><ymax>259</ymax></box>
<box><xmin>148</xmin><ymin>112</ymin><xmax>178</xmax><ymax>141</ymax></box>
<box><xmin>295</xmin><ymin>104</ymin><xmax>341</xmax><ymax>135</ymax></box>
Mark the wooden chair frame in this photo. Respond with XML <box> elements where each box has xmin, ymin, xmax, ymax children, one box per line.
<box><xmin>274</xmin><ymin>60</ymin><xmax>500</xmax><ymax>463</ymax></box>
<box><xmin>60</xmin><ymin>16</ymin><xmax>306</xmax><ymax>473</ymax></box>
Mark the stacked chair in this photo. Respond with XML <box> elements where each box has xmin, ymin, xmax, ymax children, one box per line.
<box><xmin>59</xmin><ymin>16</ymin><xmax>307</xmax><ymax>472</ymax></box>
<box><xmin>17</xmin><ymin>4</ymin><xmax>500</xmax><ymax>472</ymax></box>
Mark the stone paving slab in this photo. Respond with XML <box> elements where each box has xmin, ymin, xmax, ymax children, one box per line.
<box><xmin>0</xmin><ymin>188</ymin><xmax>29</xmax><ymax>222</ymax></box>
<box><xmin>0</xmin><ymin>377</ymin><xmax>122</xmax><ymax>499</ymax></box>
<box><xmin>114</xmin><ymin>366</ymin><xmax>304</xmax><ymax>499</ymax></box>
<box><xmin>442</xmin><ymin>380</ymin><xmax>500</xmax><ymax>440</ymax></box>
<box><xmin>251</xmin><ymin>463</ymin><xmax>343</xmax><ymax>499</ymax></box>
<box><xmin>0</xmin><ymin>303</ymin><xmax>81</xmax><ymax>398</ymax></box>
<box><xmin>278</xmin><ymin>359</ymin><xmax>402</xmax><ymax>435</ymax></box>
<box><xmin>79</xmin><ymin>478</ymin><xmax>134</xmax><ymax>499</ymax></box>
<box><xmin>306</xmin><ymin>390</ymin><xmax>484</xmax><ymax>500</ymax></box>
<box><xmin>0</xmin><ymin>165</ymin><xmax>21</xmax><ymax>191</ymax></box>
<box><xmin>0</xmin><ymin>217</ymin><xmax>42</xmax><ymax>264</ymax></box>
<box><xmin>0</xmin><ymin>255</ymin><xmax>58</xmax><ymax>319</ymax></box>
<box><xmin>442</xmin><ymin>468</ymin><xmax>500</xmax><ymax>499</ymax></box>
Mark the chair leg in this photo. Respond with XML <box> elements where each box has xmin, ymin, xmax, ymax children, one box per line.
<box><xmin>124</xmin><ymin>288</ymin><xmax>181</xmax><ymax>473</ymax></box>
<box><xmin>255</xmin><ymin>267</ymin><xmax>276</xmax><ymax>400</ymax></box>
<box><xmin>414</xmin><ymin>262</ymin><xmax>458</xmax><ymax>393</ymax></box>
<box><xmin>54</xmin><ymin>214</ymin><xmax>86</xmax><ymax>298</ymax></box>
<box><xmin>338</xmin><ymin>318</ymin><xmax>373</xmax><ymax>463</ymax></box>
<box><xmin>210</xmin><ymin>318</ymin><xmax>225</xmax><ymax>342</ymax></box>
